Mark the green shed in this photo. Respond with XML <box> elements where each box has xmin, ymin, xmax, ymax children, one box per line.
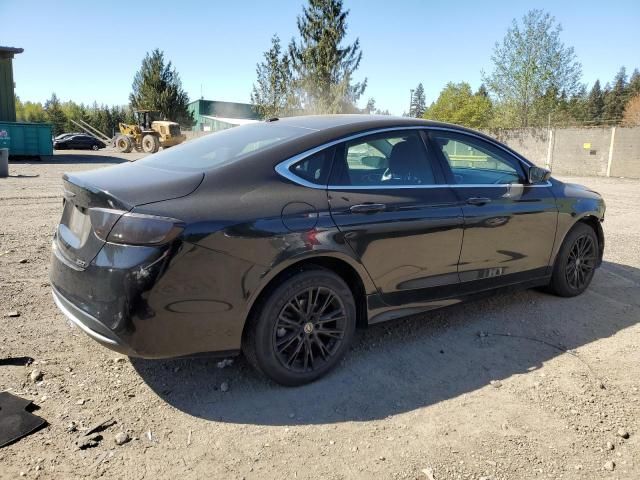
<box><xmin>188</xmin><ymin>99</ymin><xmax>260</xmax><ymax>132</ymax></box>
<box><xmin>0</xmin><ymin>45</ymin><xmax>53</xmax><ymax>157</ymax></box>
<box><xmin>0</xmin><ymin>46</ymin><xmax>23</xmax><ymax>122</ymax></box>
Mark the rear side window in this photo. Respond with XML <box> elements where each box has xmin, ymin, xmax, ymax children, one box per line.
<box><xmin>137</xmin><ymin>123</ymin><xmax>311</xmax><ymax>171</ymax></box>
<box><xmin>289</xmin><ymin>148</ymin><xmax>334</xmax><ymax>185</ymax></box>
<box><xmin>330</xmin><ymin>131</ymin><xmax>436</xmax><ymax>187</ymax></box>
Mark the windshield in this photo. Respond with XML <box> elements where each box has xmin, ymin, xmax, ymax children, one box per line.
<box><xmin>137</xmin><ymin>123</ymin><xmax>310</xmax><ymax>171</ymax></box>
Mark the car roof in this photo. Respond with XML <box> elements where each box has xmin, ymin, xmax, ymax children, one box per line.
<box><xmin>272</xmin><ymin>114</ymin><xmax>495</xmax><ymax>142</ymax></box>
<box><xmin>246</xmin><ymin>115</ymin><xmax>533</xmax><ymax>170</ymax></box>
<box><xmin>275</xmin><ymin>114</ymin><xmax>452</xmax><ymax>131</ymax></box>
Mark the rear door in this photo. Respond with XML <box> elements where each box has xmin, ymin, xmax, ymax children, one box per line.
<box><xmin>327</xmin><ymin>129</ymin><xmax>464</xmax><ymax>306</ymax></box>
<box><xmin>427</xmin><ymin>129</ymin><xmax>558</xmax><ymax>284</ymax></box>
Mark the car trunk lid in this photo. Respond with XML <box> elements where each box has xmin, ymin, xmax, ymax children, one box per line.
<box><xmin>55</xmin><ymin>163</ymin><xmax>203</xmax><ymax>268</ymax></box>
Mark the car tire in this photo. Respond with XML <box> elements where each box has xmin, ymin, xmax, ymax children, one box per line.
<box><xmin>92</xmin><ymin>144</ymin><xmax>99</xmax><ymax>151</ymax></box>
<box><xmin>243</xmin><ymin>268</ymin><xmax>357</xmax><ymax>386</ymax></box>
<box><xmin>548</xmin><ymin>223</ymin><xmax>599</xmax><ymax>297</ymax></box>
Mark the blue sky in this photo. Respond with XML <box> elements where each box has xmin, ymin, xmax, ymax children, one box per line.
<box><xmin>2</xmin><ymin>0</ymin><xmax>639</xmax><ymax>115</ymax></box>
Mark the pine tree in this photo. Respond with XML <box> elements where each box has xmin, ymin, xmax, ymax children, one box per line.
<box><xmin>628</xmin><ymin>68</ymin><xmax>640</xmax><ymax>98</ymax></box>
<box><xmin>364</xmin><ymin>98</ymin><xmax>376</xmax><ymax>114</ymax></box>
<box><xmin>410</xmin><ymin>83</ymin><xmax>426</xmax><ymax>117</ymax></box>
<box><xmin>251</xmin><ymin>35</ymin><xmax>297</xmax><ymax>119</ymax></box>
<box><xmin>44</xmin><ymin>93</ymin><xmax>67</xmax><ymax>136</ymax></box>
<box><xmin>289</xmin><ymin>0</ymin><xmax>367</xmax><ymax>113</ymax></box>
<box><xmin>603</xmin><ymin>67</ymin><xmax>628</xmax><ymax>124</ymax></box>
<box><xmin>130</xmin><ymin>49</ymin><xmax>194</xmax><ymax>127</ymax></box>
<box><xmin>567</xmin><ymin>85</ymin><xmax>588</xmax><ymax>124</ymax></box>
<box><xmin>586</xmin><ymin>80</ymin><xmax>605</xmax><ymax>125</ymax></box>
<box><xmin>476</xmin><ymin>84</ymin><xmax>490</xmax><ymax>98</ymax></box>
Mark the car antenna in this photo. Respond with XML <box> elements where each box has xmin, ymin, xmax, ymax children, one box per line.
<box><xmin>266</xmin><ymin>117</ymin><xmax>279</xmax><ymax>122</ymax></box>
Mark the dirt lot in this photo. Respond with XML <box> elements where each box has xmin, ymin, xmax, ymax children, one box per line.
<box><xmin>1</xmin><ymin>151</ymin><xmax>638</xmax><ymax>479</ymax></box>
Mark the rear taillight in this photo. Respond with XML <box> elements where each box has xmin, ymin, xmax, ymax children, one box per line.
<box><xmin>89</xmin><ymin>208</ymin><xmax>184</xmax><ymax>246</ymax></box>
<box><xmin>89</xmin><ymin>208</ymin><xmax>124</xmax><ymax>241</ymax></box>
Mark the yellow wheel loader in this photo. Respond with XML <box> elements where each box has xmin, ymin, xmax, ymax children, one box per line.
<box><xmin>115</xmin><ymin>110</ymin><xmax>186</xmax><ymax>154</ymax></box>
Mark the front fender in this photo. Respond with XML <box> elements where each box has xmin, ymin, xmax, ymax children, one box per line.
<box><xmin>549</xmin><ymin>180</ymin><xmax>605</xmax><ymax>266</ymax></box>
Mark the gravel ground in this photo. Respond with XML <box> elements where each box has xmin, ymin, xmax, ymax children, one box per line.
<box><xmin>0</xmin><ymin>152</ymin><xmax>638</xmax><ymax>479</ymax></box>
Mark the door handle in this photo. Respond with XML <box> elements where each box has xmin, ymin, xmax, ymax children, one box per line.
<box><xmin>349</xmin><ymin>203</ymin><xmax>387</xmax><ymax>214</ymax></box>
<box><xmin>466</xmin><ymin>197</ymin><xmax>491</xmax><ymax>206</ymax></box>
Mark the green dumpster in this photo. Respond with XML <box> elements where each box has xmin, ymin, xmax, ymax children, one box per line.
<box><xmin>0</xmin><ymin>121</ymin><xmax>53</xmax><ymax>156</ymax></box>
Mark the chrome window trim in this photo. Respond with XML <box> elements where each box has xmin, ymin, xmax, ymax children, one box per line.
<box><xmin>274</xmin><ymin>126</ymin><xmax>550</xmax><ymax>190</ymax></box>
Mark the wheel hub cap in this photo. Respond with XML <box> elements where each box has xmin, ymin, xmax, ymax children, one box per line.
<box><xmin>303</xmin><ymin>322</ymin><xmax>314</xmax><ymax>334</ymax></box>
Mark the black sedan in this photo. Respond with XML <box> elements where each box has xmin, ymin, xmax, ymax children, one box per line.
<box><xmin>54</xmin><ymin>134</ymin><xmax>106</xmax><ymax>151</ymax></box>
<box><xmin>50</xmin><ymin>116</ymin><xmax>605</xmax><ymax>385</ymax></box>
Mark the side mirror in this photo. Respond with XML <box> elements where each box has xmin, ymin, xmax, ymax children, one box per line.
<box><xmin>528</xmin><ymin>166</ymin><xmax>551</xmax><ymax>184</ymax></box>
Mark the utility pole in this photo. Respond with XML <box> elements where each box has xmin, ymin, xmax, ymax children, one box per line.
<box><xmin>546</xmin><ymin>112</ymin><xmax>553</xmax><ymax>169</ymax></box>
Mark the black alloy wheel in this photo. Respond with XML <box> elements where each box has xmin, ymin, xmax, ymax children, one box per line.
<box><xmin>565</xmin><ymin>234</ymin><xmax>597</xmax><ymax>290</ymax></box>
<box><xmin>273</xmin><ymin>286</ymin><xmax>347</xmax><ymax>373</ymax></box>
<box><xmin>243</xmin><ymin>268</ymin><xmax>356</xmax><ymax>386</ymax></box>
<box><xmin>549</xmin><ymin>223</ymin><xmax>599</xmax><ymax>297</ymax></box>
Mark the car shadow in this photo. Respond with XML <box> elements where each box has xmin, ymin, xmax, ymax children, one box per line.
<box><xmin>131</xmin><ymin>260</ymin><xmax>639</xmax><ymax>425</ymax></box>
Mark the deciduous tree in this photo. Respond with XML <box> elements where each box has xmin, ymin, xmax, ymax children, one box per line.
<box><xmin>424</xmin><ymin>82</ymin><xmax>492</xmax><ymax>128</ymax></box>
<box><xmin>15</xmin><ymin>96</ymin><xmax>47</xmax><ymax>123</ymax></box>
<box><xmin>483</xmin><ymin>9</ymin><xmax>582</xmax><ymax>127</ymax></box>
<box><xmin>622</xmin><ymin>94</ymin><xmax>640</xmax><ymax>126</ymax></box>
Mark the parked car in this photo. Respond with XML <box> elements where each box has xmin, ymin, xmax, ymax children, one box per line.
<box><xmin>54</xmin><ymin>134</ymin><xmax>106</xmax><ymax>151</ymax></box>
<box><xmin>50</xmin><ymin>116</ymin><xmax>605</xmax><ymax>385</ymax></box>
<box><xmin>54</xmin><ymin>132</ymin><xmax>83</xmax><ymax>141</ymax></box>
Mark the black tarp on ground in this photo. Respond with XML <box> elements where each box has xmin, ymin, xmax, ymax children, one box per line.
<box><xmin>0</xmin><ymin>392</ymin><xmax>46</xmax><ymax>447</ymax></box>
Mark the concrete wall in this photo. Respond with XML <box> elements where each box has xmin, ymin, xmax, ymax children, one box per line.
<box><xmin>488</xmin><ymin>126</ymin><xmax>640</xmax><ymax>178</ymax></box>
<box><xmin>610</xmin><ymin>128</ymin><xmax>640</xmax><ymax>178</ymax></box>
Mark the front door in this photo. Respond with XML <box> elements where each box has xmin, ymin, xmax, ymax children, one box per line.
<box><xmin>428</xmin><ymin>130</ymin><xmax>558</xmax><ymax>284</ymax></box>
<box><xmin>327</xmin><ymin>129</ymin><xmax>464</xmax><ymax>306</ymax></box>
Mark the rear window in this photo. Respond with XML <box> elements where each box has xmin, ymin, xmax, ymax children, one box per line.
<box><xmin>289</xmin><ymin>148</ymin><xmax>334</xmax><ymax>185</ymax></box>
<box><xmin>137</xmin><ymin>123</ymin><xmax>309</xmax><ymax>170</ymax></box>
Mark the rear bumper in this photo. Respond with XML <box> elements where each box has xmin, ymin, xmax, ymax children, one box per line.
<box><xmin>50</xmin><ymin>236</ymin><xmax>247</xmax><ymax>358</ymax></box>
<box><xmin>52</xmin><ymin>286</ymin><xmax>135</xmax><ymax>356</ymax></box>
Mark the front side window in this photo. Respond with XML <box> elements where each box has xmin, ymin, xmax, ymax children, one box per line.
<box><xmin>430</xmin><ymin>131</ymin><xmax>523</xmax><ymax>185</ymax></box>
<box><xmin>330</xmin><ymin>131</ymin><xmax>436</xmax><ymax>187</ymax></box>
